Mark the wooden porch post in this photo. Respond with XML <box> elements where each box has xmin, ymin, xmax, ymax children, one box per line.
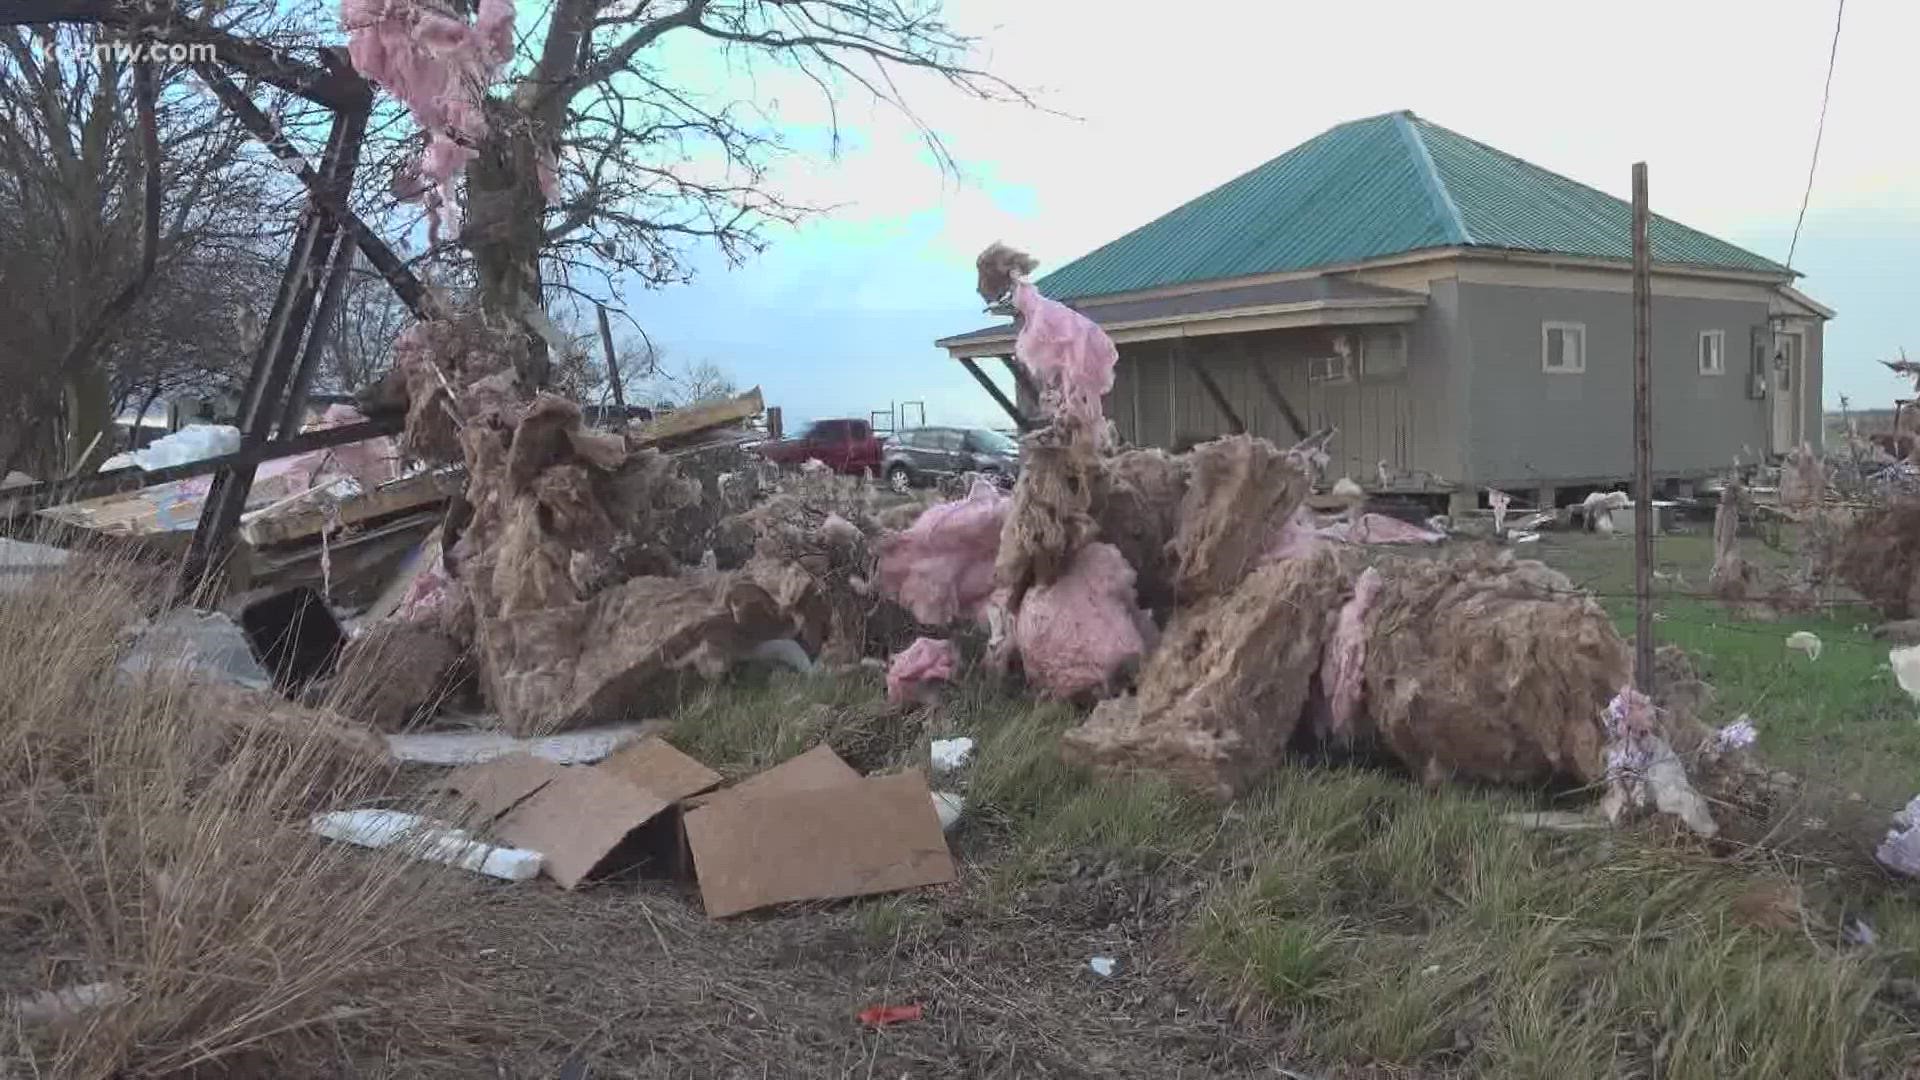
<box><xmin>958</xmin><ymin>356</ymin><xmax>1034</xmax><ymax>431</ymax></box>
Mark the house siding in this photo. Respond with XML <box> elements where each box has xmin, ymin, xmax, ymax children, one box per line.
<box><xmin>1455</xmin><ymin>282</ymin><xmax>1774</xmax><ymax>487</ymax></box>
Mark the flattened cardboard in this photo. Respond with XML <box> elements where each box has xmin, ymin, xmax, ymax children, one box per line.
<box><xmin>684</xmin><ymin>769</ymin><xmax>956</xmax><ymax>918</ymax></box>
<box><xmin>598</xmin><ymin>736</ymin><xmax>723</xmax><ymax>802</ymax></box>
<box><xmin>494</xmin><ymin>768</ymin><xmax>673</xmax><ymax>889</ymax></box>
<box><xmin>442</xmin><ymin>753</ymin><xmax>565</xmax><ymax>820</ymax></box>
<box><xmin>684</xmin><ymin>743</ymin><xmax>860</xmax><ymax>810</ymax></box>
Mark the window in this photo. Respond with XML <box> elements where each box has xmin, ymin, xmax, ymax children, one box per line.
<box><xmin>1307</xmin><ymin>354</ymin><xmax>1352</xmax><ymax>383</ymax></box>
<box><xmin>932</xmin><ymin>429</ymin><xmax>965</xmax><ymax>452</ymax></box>
<box><xmin>967</xmin><ymin>429</ymin><xmax>1018</xmax><ymax>454</ymax></box>
<box><xmin>1359</xmin><ymin>328</ymin><xmax>1408</xmax><ymax>377</ymax></box>
<box><xmin>1542</xmin><ymin>321</ymin><xmax>1585</xmax><ymax>374</ymax></box>
<box><xmin>1698</xmin><ymin>330</ymin><xmax>1726</xmax><ymax>376</ymax></box>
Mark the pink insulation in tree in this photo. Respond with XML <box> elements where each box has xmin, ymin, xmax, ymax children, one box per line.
<box><xmin>340</xmin><ymin>0</ymin><xmax>519</xmax><ymax>240</ymax></box>
<box><xmin>1013</xmin><ymin>542</ymin><xmax>1147</xmax><ymax>700</ymax></box>
<box><xmin>1009</xmin><ymin>280</ymin><xmax>1116</xmax><ymax>432</ymax></box>
<box><xmin>886</xmin><ymin>637</ymin><xmax>960</xmax><ymax>705</ymax></box>
<box><xmin>876</xmin><ymin>478</ymin><xmax>1010</xmax><ymax>626</ymax></box>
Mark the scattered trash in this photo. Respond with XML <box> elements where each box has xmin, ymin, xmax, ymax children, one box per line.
<box><xmin>1601</xmin><ymin>687</ymin><xmax>1718</xmax><ymax>837</ymax></box>
<box><xmin>310</xmin><ymin>808</ymin><xmax>544</xmax><ymax>881</ymax></box>
<box><xmin>1786</xmin><ymin>631</ymin><xmax>1823</xmax><ymax>662</ymax></box>
<box><xmin>1878</xmin><ymin>795</ymin><xmax>1920</xmax><ymax>878</ymax></box>
<box><xmin>683</xmin><ymin>747</ymin><xmax>956</xmax><ymax>917</ymax></box>
<box><xmin>385</xmin><ymin>721</ymin><xmax>663</xmax><ymax>765</ymax></box>
<box><xmin>747</xmin><ymin>637</ymin><xmax>814</xmax><ymax>673</ymax></box>
<box><xmin>1499</xmin><ymin>811</ymin><xmax>1609</xmax><ymax>833</ymax></box>
<box><xmin>1580</xmin><ymin>490</ymin><xmax>1631</xmax><ymax>534</ymax></box>
<box><xmin>1891</xmin><ymin>645</ymin><xmax>1920</xmax><ymax>718</ymax></box>
<box><xmin>929</xmin><ymin>737</ymin><xmax>975</xmax><ymax>773</ymax></box>
<box><xmin>1713</xmin><ymin>717</ymin><xmax>1759</xmax><ymax>752</ymax></box>
<box><xmin>857</xmin><ymin>1002</ymin><xmax>924</xmax><ymax>1028</ymax></box>
<box><xmin>1314</xmin><ymin>513</ymin><xmax>1445</xmax><ymax>546</ymax></box>
<box><xmin>101</xmin><ymin>423</ymin><xmax>240</xmax><ymax>472</ymax></box>
<box><xmin>1845</xmin><ymin>918</ymin><xmax>1879</xmax><ymax>946</ymax></box>
<box><xmin>1088</xmin><ymin>956</ymin><xmax>1117</xmax><ymax>977</ymax></box>
<box><xmin>931</xmin><ymin>791</ymin><xmax>965</xmax><ymax>831</ymax></box>
<box><xmin>9</xmin><ymin>981</ymin><xmax>129</xmax><ymax>1025</ymax></box>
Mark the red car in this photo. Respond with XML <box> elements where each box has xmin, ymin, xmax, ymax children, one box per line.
<box><xmin>754</xmin><ymin>418</ymin><xmax>885</xmax><ymax>476</ymax></box>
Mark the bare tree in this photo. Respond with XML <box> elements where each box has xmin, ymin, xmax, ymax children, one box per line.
<box><xmin>357</xmin><ymin>0</ymin><xmax>1029</xmax><ymax>382</ymax></box>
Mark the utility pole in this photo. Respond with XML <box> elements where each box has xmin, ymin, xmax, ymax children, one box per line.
<box><xmin>1631</xmin><ymin>162</ymin><xmax>1654</xmax><ymax>691</ymax></box>
<box><xmin>596</xmin><ymin>303</ymin><xmax>626</xmax><ymax>413</ymax></box>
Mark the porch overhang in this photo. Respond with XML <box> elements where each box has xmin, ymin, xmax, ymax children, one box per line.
<box><xmin>936</xmin><ymin>277</ymin><xmax>1428</xmax><ymax>360</ymax></box>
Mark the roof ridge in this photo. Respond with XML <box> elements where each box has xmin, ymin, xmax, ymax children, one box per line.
<box><xmin>1407</xmin><ymin>114</ymin><xmax>1789</xmax><ymax>275</ymax></box>
<box><xmin>1394</xmin><ymin>111</ymin><xmax>1473</xmax><ymax>246</ymax></box>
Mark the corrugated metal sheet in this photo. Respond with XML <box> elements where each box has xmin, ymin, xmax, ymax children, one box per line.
<box><xmin>1034</xmin><ymin>112</ymin><xmax>1790</xmax><ymax>301</ymax></box>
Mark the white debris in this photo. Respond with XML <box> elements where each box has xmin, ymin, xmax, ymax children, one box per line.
<box><xmin>10</xmin><ymin>981</ymin><xmax>128</xmax><ymax>1025</ymax></box>
<box><xmin>101</xmin><ymin>423</ymin><xmax>240</xmax><ymax>472</ymax></box>
<box><xmin>1713</xmin><ymin>716</ymin><xmax>1759</xmax><ymax>753</ymax></box>
<box><xmin>747</xmin><ymin>637</ymin><xmax>815</xmax><ymax>673</ymax></box>
<box><xmin>930</xmin><ymin>737</ymin><xmax>976</xmax><ymax>773</ymax></box>
<box><xmin>1088</xmin><ymin>956</ymin><xmax>1117</xmax><ymax>977</ymax></box>
<box><xmin>1601</xmin><ymin>688</ymin><xmax>1717</xmax><ymax>837</ymax></box>
<box><xmin>1642</xmin><ymin>740</ymin><xmax>1719</xmax><ymax>837</ymax></box>
<box><xmin>1488</xmin><ymin>488</ymin><xmax>1510</xmax><ymax>534</ymax></box>
<box><xmin>0</xmin><ymin>537</ymin><xmax>70</xmax><ymax>596</ymax></box>
<box><xmin>1786</xmin><ymin>631</ymin><xmax>1823</xmax><ymax>662</ymax></box>
<box><xmin>310</xmin><ymin>809</ymin><xmax>543</xmax><ymax>881</ymax></box>
<box><xmin>1876</xmin><ymin>795</ymin><xmax>1920</xmax><ymax>878</ymax></box>
<box><xmin>118</xmin><ymin>609</ymin><xmax>271</xmax><ymax>690</ymax></box>
<box><xmin>1845</xmin><ymin>918</ymin><xmax>1879</xmax><ymax>947</ymax></box>
<box><xmin>1891</xmin><ymin>646</ymin><xmax>1920</xmax><ymax>717</ymax></box>
<box><xmin>1511</xmin><ymin>531</ymin><xmax>1541</xmax><ymax>543</ymax></box>
<box><xmin>931</xmin><ymin>791</ymin><xmax>965</xmax><ymax>832</ymax></box>
<box><xmin>1582</xmin><ymin>490</ymin><xmax>1631</xmax><ymax>534</ymax></box>
<box><xmin>385</xmin><ymin>723</ymin><xmax>657</xmax><ymax>766</ymax></box>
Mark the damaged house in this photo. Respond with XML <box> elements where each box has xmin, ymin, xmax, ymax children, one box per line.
<box><xmin>938</xmin><ymin>111</ymin><xmax>1833</xmax><ymax>512</ymax></box>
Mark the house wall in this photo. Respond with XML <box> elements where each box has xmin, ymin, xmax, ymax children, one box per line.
<box><xmin>1453</xmin><ymin>281</ymin><xmax>1775</xmax><ymax>487</ymax></box>
<box><xmin>1103</xmin><ymin>304</ymin><xmax>1463</xmax><ymax>486</ymax></box>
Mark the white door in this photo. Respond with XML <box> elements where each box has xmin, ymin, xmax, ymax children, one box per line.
<box><xmin>1771</xmin><ymin>330</ymin><xmax>1804</xmax><ymax>454</ymax></box>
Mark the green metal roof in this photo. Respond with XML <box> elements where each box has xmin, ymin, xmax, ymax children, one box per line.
<box><xmin>1036</xmin><ymin>111</ymin><xmax>1791</xmax><ymax>300</ymax></box>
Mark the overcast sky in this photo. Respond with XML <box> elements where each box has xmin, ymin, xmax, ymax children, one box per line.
<box><xmin>616</xmin><ymin>0</ymin><xmax>1918</xmax><ymax>430</ymax></box>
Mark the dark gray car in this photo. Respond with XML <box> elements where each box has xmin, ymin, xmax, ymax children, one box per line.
<box><xmin>882</xmin><ymin>427</ymin><xmax>1020</xmax><ymax>492</ymax></box>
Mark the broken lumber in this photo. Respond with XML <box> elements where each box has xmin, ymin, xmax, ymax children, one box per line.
<box><xmin>627</xmin><ymin>387</ymin><xmax>764</xmax><ymax>448</ymax></box>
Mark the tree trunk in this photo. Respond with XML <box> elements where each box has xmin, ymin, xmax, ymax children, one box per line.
<box><xmin>63</xmin><ymin>362</ymin><xmax>112</xmax><ymax>473</ymax></box>
<box><xmin>465</xmin><ymin>98</ymin><xmax>552</xmax><ymax>387</ymax></box>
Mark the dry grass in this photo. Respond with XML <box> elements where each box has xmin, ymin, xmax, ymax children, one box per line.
<box><xmin>0</xmin><ymin>546</ymin><xmax>467</xmax><ymax>1078</ymax></box>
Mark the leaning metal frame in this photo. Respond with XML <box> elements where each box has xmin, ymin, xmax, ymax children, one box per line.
<box><xmin>2</xmin><ymin>1</ymin><xmax>440</xmax><ymax>591</ymax></box>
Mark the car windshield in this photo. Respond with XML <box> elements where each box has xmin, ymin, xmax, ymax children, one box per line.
<box><xmin>970</xmin><ymin>430</ymin><xmax>1018</xmax><ymax>454</ymax></box>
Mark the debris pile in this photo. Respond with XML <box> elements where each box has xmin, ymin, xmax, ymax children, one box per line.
<box><xmin>1834</xmin><ymin>498</ymin><xmax>1920</xmax><ymax>620</ymax></box>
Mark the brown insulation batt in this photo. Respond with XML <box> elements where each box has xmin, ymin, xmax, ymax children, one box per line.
<box><xmin>1707</xmin><ymin>481</ymin><xmax>1765</xmax><ymax>614</ymax></box>
<box><xmin>1834</xmin><ymin>498</ymin><xmax>1920</xmax><ymax>620</ymax></box>
<box><xmin>331</xmin><ymin>619</ymin><xmax>469</xmax><ymax>731</ymax></box>
<box><xmin>476</xmin><ymin>573</ymin><xmax>790</xmax><ymax>735</ymax></box>
<box><xmin>995</xmin><ymin>421</ymin><xmax>1101</xmax><ymax>608</ymax></box>
<box><xmin>1360</xmin><ymin>552</ymin><xmax>1626</xmax><ymax>787</ymax></box>
<box><xmin>1168</xmin><ymin>435</ymin><xmax>1312</xmax><ymax>601</ymax></box>
<box><xmin>391</xmin><ymin>313</ymin><xmax>530</xmax><ymax>464</ymax></box>
<box><xmin>1093</xmin><ymin>448</ymin><xmax>1190</xmax><ymax>616</ymax></box>
<box><xmin>1061</xmin><ymin>549</ymin><xmax>1352</xmax><ymax>799</ymax></box>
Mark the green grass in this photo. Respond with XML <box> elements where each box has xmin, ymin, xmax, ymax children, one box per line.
<box><xmin>651</xmin><ymin>525</ymin><xmax>1920</xmax><ymax>1077</ymax></box>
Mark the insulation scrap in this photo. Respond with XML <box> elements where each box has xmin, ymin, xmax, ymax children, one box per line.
<box><xmin>1778</xmin><ymin>443</ymin><xmax>1824</xmax><ymax>511</ymax></box>
<box><xmin>1315</xmin><ymin>513</ymin><xmax>1445</xmax><ymax>546</ymax></box>
<box><xmin>1713</xmin><ymin>717</ymin><xmax>1758</xmax><ymax>752</ymax></box>
<box><xmin>975</xmin><ymin>241</ymin><xmax>1039</xmax><ymax>303</ymax></box>
<box><xmin>877</xmin><ymin>476</ymin><xmax>1008</xmax><ymax>626</ymax></box>
<box><xmin>1834</xmin><ymin>499</ymin><xmax>1920</xmax><ymax>620</ymax></box>
<box><xmin>1091</xmin><ymin>448</ymin><xmax>1190</xmax><ymax>615</ymax></box>
<box><xmin>1361</xmin><ymin>553</ymin><xmax>1625</xmax><ymax>788</ymax></box>
<box><xmin>1008</xmin><ymin>278</ymin><xmax>1117</xmax><ymax>432</ymax></box>
<box><xmin>1013</xmin><ymin>542</ymin><xmax>1148</xmax><ymax>700</ymax></box>
<box><xmin>1876</xmin><ymin>795</ymin><xmax>1920</xmax><ymax>878</ymax></box>
<box><xmin>1264</xmin><ymin>505</ymin><xmax>1325</xmax><ymax>562</ymax></box>
<box><xmin>1785</xmin><ymin>631</ymin><xmax>1823</xmax><ymax>661</ymax></box>
<box><xmin>1893</xmin><ymin>645</ymin><xmax>1920</xmax><ymax>717</ymax></box>
<box><xmin>392</xmin><ymin>312</ymin><xmax>528</xmax><ymax>463</ymax></box>
<box><xmin>332</xmin><ymin>618</ymin><xmax>468</xmax><ymax>730</ymax></box>
<box><xmin>1707</xmin><ymin>480</ymin><xmax>1764</xmax><ymax>613</ymax></box>
<box><xmin>1581</xmin><ymin>490</ymin><xmax>1631</xmax><ymax>534</ymax></box>
<box><xmin>477</xmin><ymin>572</ymin><xmax>791</xmax><ymax>735</ymax></box>
<box><xmin>886</xmin><ymin>637</ymin><xmax>959</xmax><ymax>705</ymax></box>
<box><xmin>1061</xmin><ymin>550</ymin><xmax>1351</xmax><ymax>798</ymax></box>
<box><xmin>995</xmin><ymin>423</ymin><xmax>1101</xmax><ymax>606</ymax></box>
<box><xmin>1169</xmin><ymin>434</ymin><xmax>1313</xmax><ymax>600</ymax></box>
<box><xmin>1489</xmin><ymin>488</ymin><xmax>1511</xmax><ymax>534</ymax></box>
<box><xmin>1599</xmin><ymin>687</ymin><xmax>1718</xmax><ymax>836</ymax></box>
<box><xmin>1319</xmin><ymin>566</ymin><xmax>1383</xmax><ymax>738</ymax></box>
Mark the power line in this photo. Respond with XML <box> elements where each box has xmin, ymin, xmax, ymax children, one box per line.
<box><xmin>1787</xmin><ymin>0</ymin><xmax>1846</xmax><ymax>268</ymax></box>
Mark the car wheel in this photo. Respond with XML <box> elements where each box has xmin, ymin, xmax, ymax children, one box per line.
<box><xmin>887</xmin><ymin>465</ymin><xmax>913</xmax><ymax>493</ymax></box>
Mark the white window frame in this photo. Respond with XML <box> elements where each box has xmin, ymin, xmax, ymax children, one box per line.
<box><xmin>1541</xmin><ymin>321</ymin><xmax>1586</xmax><ymax>375</ymax></box>
<box><xmin>1698</xmin><ymin>330</ymin><xmax>1726</xmax><ymax>376</ymax></box>
<box><xmin>1307</xmin><ymin>353</ymin><xmax>1352</xmax><ymax>384</ymax></box>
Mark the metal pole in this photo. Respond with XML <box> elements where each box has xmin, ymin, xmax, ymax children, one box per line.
<box><xmin>596</xmin><ymin>303</ymin><xmax>627</xmax><ymax>413</ymax></box>
<box><xmin>1631</xmin><ymin>162</ymin><xmax>1655</xmax><ymax>691</ymax></box>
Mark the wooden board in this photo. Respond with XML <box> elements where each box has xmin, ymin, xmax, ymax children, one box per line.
<box><xmin>628</xmin><ymin>387</ymin><xmax>764</xmax><ymax>448</ymax></box>
<box><xmin>239</xmin><ymin>469</ymin><xmax>458</xmax><ymax>548</ymax></box>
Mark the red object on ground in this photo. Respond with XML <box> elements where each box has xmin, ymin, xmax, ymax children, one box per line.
<box><xmin>857</xmin><ymin>1003</ymin><xmax>924</xmax><ymax>1028</ymax></box>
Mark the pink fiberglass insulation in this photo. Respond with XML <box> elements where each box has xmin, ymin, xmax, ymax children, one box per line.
<box><xmin>1013</xmin><ymin>542</ymin><xmax>1145</xmax><ymax>700</ymax></box>
<box><xmin>1009</xmin><ymin>280</ymin><xmax>1116</xmax><ymax>432</ymax></box>
<box><xmin>877</xmin><ymin>477</ymin><xmax>1009</xmax><ymax>625</ymax></box>
<box><xmin>341</xmin><ymin>0</ymin><xmax>517</xmax><ymax>241</ymax></box>
<box><xmin>886</xmin><ymin>637</ymin><xmax>959</xmax><ymax>705</ymax></box>
<box><xmin>256</xmin><ymin>404</ymin><xmax>402</xmax><ymax>497</ymax></box>
<box><xmin>1317</xmin><ymin>513</ymin><xmax>1445</xmax><ymax>546</ymax></box>
<box><xmin>1264</xmin><ymin>504</ymin><xmax>1326</xmax><ymax>562</ymax></box>
<box><xmin>1318</xmin><ymin>567</ymin><xmax>1382</xmax><ymax>737</ymax></box>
